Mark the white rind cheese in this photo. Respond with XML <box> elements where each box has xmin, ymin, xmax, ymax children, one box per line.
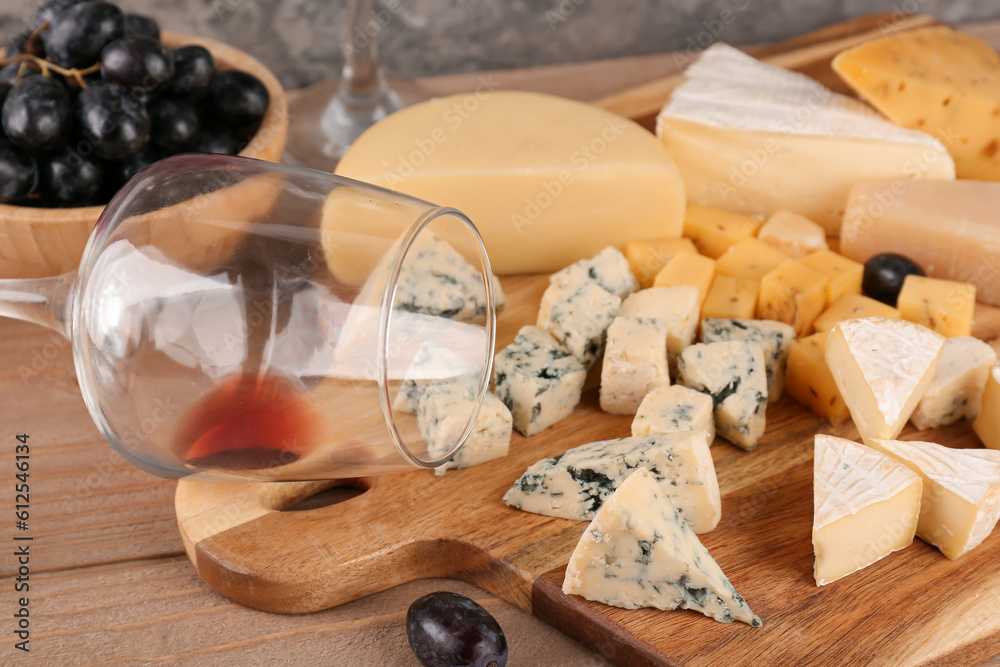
<box><xmin>600</xmin><ymin>316</ymin><xmax>670</xmax><ymax>415</ymax></box>
<box><xmin>493</xmin><ymin>325</ymin><xmax>587</xmax><ymax>436</ymax></box>
<box><xmin>869</xmin><ymin>438</ymin><xmax>1000</xmax><ymax>560</ymax></box>
<box><xmin>417</xmin><ymin>385</ymin><xmax>511</xmax><ymax>475</ymax></box>
<box><xmin>825</xmin><ymin>317</ymin><xmax>945</xmax><ymax>443</ymax></box>
<box><xmin>620</xmin><ymin>286</ymin><xmax>699</xmax><ymax>375</ymax></box>
<box><xmin>678</xmin><ymin>340</ymin><xmax>768</xmax><ymax>450</ymax></box>
<box><xmin>911</xmin><ymin>336</ymin><xmax>998</xmax><ymax>430</ymax></box>
<box><xmin>503</xmin><ymin>432</ymin><xmax>720</xmax><ymax>533</ymax></box>
<box><xmin>700</xmin><ymin>318</ymin><xmax>796</xmax><ymax>402</ymax></box>
<box><xmin>812</xmin><ymin>434</ymin><xmax>922</xmax><ymax>586</ymax></box>
<box><xmin>562</xmin><ymin>467</ymin><xmax>761</xmax><ymax>626</ymax></box>
<box><xmin>538</xmin><ymin>280</ymin><xmax>622</xmax><ymax>370</ymax></box>
<box><xmin>631</xmin><ymin>384</ymin><xmax>716</xmax><ymax>443</ymax></box>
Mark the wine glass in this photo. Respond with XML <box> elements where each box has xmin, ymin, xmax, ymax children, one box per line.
<box><xmin>283</xmin><ymin>0</ymin><xmax>433</xmax><ymax>171</ymax></box>
<box><xmin>0</xmin><ymin>153</ymin><xmax>496</xmax><ymax>481</ymax></box>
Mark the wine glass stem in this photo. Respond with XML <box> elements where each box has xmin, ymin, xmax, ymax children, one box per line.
<box><xmin>0</xmin><ymin>272</ymin><xmax>74</xmax><ymax>338</ymax></box>
<box><xmin>342</xmin><ymin>0</ymin><xmax>383</xmax><ymax>100</ymax></box>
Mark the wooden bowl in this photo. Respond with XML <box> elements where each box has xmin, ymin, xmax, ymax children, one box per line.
<box><xmin>0</xmin><ymin>31</ymin><xmax>289</xmax><ymax>279</ymax></box>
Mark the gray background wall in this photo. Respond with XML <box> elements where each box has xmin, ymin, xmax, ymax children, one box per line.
<box><xmin>2</xmin><ymin>0</ymin><xmax>999</xmax><ymax>90</ymax></box>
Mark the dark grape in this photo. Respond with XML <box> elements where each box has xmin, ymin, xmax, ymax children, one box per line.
<box><xmin>0</xmin><ymin>140</ymin><xmax>37</xmax><ymax>203</ymax></box>
<box><xmin>77</xmin><ymin>82</ymin><xmax>150</xmax><ymax>159</ymax></box>
<box><xmin>863</xmin><ymin>253</ymin><xmax>926</xmax><ymax>306</ymax></box>
<box><xmin>406</xmin><ymin>592</ymin><xmax>508</xmax><ymax>667</ymax></box>
<box><xmin>43</xmin><ymin>1</ymin><xmax>125</xmax><ymax>69</ymax></box>
<box><xmin>148</xmin><ymin>97</ymin><xmax>199</xmax><ymax>152</ymax></box>
<box><xmin>125</xmin><ymin>14</ymin><xmax>160</xmax><ymax>41</ymax></box>
<box><xmin>39</xmin><ymin>146</ymin><xmax>103</xmax><ymax>206</ymax></box>
<box><xmin>205</xmin><ymin>70</ymin><xmax>269</xmax><ymax>126</ymax></box>
<box><xmin>160</xmin><ymin>45</ymin><xmax>214</xmax><ymax>97</ymax></box>
<box><xmin>101</xmin><ymin>35</ymin><xmax>174</xmax><ymax>93</ymax></box>
<box><xmin>189</xmin><ymin>123</ymin><xmax>241</xmax><ymax>155</ymax></box>
<box><xmin>2</xmin><ymin>76</ymin><xmax>73</xmax><ymax>151</ymax></box>
<box><xmin>34</xmin><ymin>0</ymin><xmax>85</xmax><ymax>27</ymax></box>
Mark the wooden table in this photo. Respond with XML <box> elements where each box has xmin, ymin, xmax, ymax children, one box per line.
<box><xmin>4</xmin><ymin>19</ymin><xmax>1000</xmax><ymax>666</ymax></box>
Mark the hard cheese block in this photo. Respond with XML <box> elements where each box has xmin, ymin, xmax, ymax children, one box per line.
<box><xmin>812</xmin><ymin>434</ymin><xmax>922</xmax><ymax>586</ymax></box>
<box><xmin>336</xmin><ymin>91</ymin><xmax>686</xmax><ymax>274</ymax></box>
<box><xmin>657</xmin><ymin>43</ymin><xmax>955</xmax><ymax>234</ymax></box>
<box><xmin>631</xmin><ymin>384</ymin><xmax>716</xmax><ymax>443</ymax></box>
<box><xmin>911</xmin><ymin>336</ymin><xmax>997</xmax><ymax>430</ymax></box>
<box><xmin>503</xmin><ymin>432</ymin><xmax>720</xmax><ymax>533</ymax></box>
<box><xmin>840</xmin><ymin>179</ymin><xmax>1000</xmax><ymax>306</ymax></box>
<box><xmin>562</xmin><ymin>467</ymin><xmax>761</xmax><ymax>626</ymax></box>
<box><xmin>825</xmin><ymin>317</ymin><xmax>945</xmax><ymax>443</ymax></box>
<box><xmin>869</xmin><ymin>438</ymin><xmax>1000</xmax><ymax>560</ymax></box>
<box><xmin>832</xmin><ymin>26</ymin><xmax>1000</xmax><ymax>181</ymax></box>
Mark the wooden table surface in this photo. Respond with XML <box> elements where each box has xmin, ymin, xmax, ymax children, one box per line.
<box><xmin>3</xmin><ymin>19</ymin><xmax>1000</xmax><ymax>667</ymax></box>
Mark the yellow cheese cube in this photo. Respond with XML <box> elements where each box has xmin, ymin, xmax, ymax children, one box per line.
<box><xmin>683</xmin><ymin>205</ymin><xmax>762</xmax><ymax>259</ymax></box>
<box><xmin>974</xmin><ymin>365</ymin><xmax>1000</xmax><ymax>449</ymax></box>
<box><xmin>624</xmin><ymin>237</ymin><xmax>698</xmax><ymax>289</ymax></box>
<box><xmin>715</xmin><ymin>237</ymin><xmax>790</xmax><ymax>282</ymax></box>
<box><xmin>758</xmin><ymin>260</ymin><xmax>829</xmax><ymax>336</ymax></box>
<box><xmin>896</xmin><ymin>275</ymin><xmax>977</xmax><ymax>338</ymax></box>
<box><xmin>653</xmin><ymin>252</ymin><xmax>715</xmax><ymax>305</ymax></box>
<box><xmin>700</xmin><ymin>275</ymin><xmax>759</xmax><ymax>320</ymax></box>
<box><xmin>785</xmin><ymin>333</ymin><xmax>851</xmax><ymax>425</ymax></box>
<box><xmin>798</xmin><ymin>250</ymin><xmax>864</xmax><ymax>307</ymax></box>
<box><xmin>758</xmin><ymin>210</ymin><xmax>829</xmax><ymax>259</ymax></box>
<box><xmin>813</xmin><ymin>293</ymin><xmax>901</xmax><ymax>333</ymax></box>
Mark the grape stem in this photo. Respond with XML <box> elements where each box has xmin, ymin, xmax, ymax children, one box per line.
<box><xmin>0</xmin><ymin>20</ymin><xmax>100</xmax><ymax>88</ymax></box>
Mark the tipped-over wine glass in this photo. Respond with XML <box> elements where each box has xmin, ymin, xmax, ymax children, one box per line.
<box><xmin>1</xmin><ymin>154</ymin><xmax>496</xmax><ymax>481</ymax></box>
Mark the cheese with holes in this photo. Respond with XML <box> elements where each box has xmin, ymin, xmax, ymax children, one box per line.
<box><xmin>682</xmin><ymin>205</ymin><xmax>761</xmax><ymax>259</ymax></box>
<box><xmin>503</xmin><ymin>432</ymin><xmax>720</xmax><ymax>533</ymax></box>
<box><xmin>678</xmin><ymin>340</ymin><xmax>768</xmax><ymax>450</ymax></box>
<box><xmin>600</xmin><ymin>316</ymin><xmax>670</xmax><ymax>414</ymax></box>
<box><xmin>624</xmin><ymin>237</ymin><xmax>698</xmax><ymax>289</ymax></box>
<box><xmin>658</xmin><ymin>43</ymin><xmax>954</xmax><ymax>234</ymax></box>
<box><xmin>786</xmin><ymin>332</ymin><xmax>851</xmax><ymax>425</ymax></box>
<box><xmin>417</xmin><ymin>386</ymin><xmax>511</xmax><ymax>475</ymax></box>
<box><xmin>758</xmin><ymin>260</ymin><xmax>829</xmax><ymax>336</ymax></box>
<box><xmin>799</xmin><ymin>251</ymin><xmax>864</xmax><ymax>307</ymax></box>
<box><xmin>869</xmin><ymin>437</ymin><xmax>1000</xmax><ymax>560</ymax></box>
<box><xmin>896</xmin><ymin>275</ymin><xmax>977</xmax><ymax>338</ymax></box>
<box><xmin>493</xmin><ymin>326</ymin><xmax>587</xmax><ymax>436</ymax></box>
<box><xmin>631</xmin><ymin>384</ymin><xmax>715</xmax><ymax>443</ymax></box>
<box><xmin>620</xmin><ymin>286</ymin><xmax>699</xmax><ymax>375</ymax></box>
<box><xmin>975</xmin><ymin>365</ymin><xmax>1000</xmax><ymax>450</ymax></box>
<box><xmin>701</xmin><ymin>275</ymin><xmax>760</xmax><ymax>320</ymax></box>
<box><xmin>700</xmin><ymin>318</ymin><xmax>795</xmax><ymax>402</ymax></box>
<box><xmin>562</xmin><ymin>467</ymin><xmax>760</xmax><ymax>626</ymax></box>
<box><xmin>825</xmin><ymin>317</ymin><xmax>945</xmax><ymax>442</ymax></box>
<box><xmin>758</xmin><ymin>210</ymin><xmax>828</xmax><ymax>259</ymax></box>
<box><xmin>812</xmin><ymin>293</ymin><xmax>901</xmax><ymax>334</ymax></box>
<box><xmin>911</xmin><ymin>336</ymin><xmax>997</xmax><ymax>430</ymax></box>
<box><xmin>840</xmin><ymin>179</ymin><xmax>1000</xmax><ymax>307</ymax></box>
<box><xmin>832</xmin><ymin>26</ymin><xmax>1000</xmax><ymax>181</ymax></box>
<box><xmin>337</xmin><ymin>91</ymin><xmax>686</xmax><ymax>274</ymax></box>
<box><xmin>812</xmin><ymin>434</ymin><xmax>922</xmax><ymax>586</ymax></box>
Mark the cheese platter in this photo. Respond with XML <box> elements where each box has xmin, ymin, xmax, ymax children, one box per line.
<box><xmin>175</xmin><ymin>12</ymin><xmax>1000</xmax><ymax>667</ymax></box>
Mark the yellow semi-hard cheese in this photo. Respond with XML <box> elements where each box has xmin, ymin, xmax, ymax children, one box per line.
<box><xmin>653</xmin><ymin>251</ymin><xmax>715</xmax><ymax>305</ymax></box>
<box><xmin>683</xmin><ymin>205</ymin><xmax>761</xmax><ymax>259</ymax></box>
<box><xmin>757</xmin><ymin>260</ymin><xmax>828</xmax><ymax>336</ymax></box>
<box><xmin>813</xmin><ymin>293</ymin><xmax>901</xmax><ymax>334</ymax></box>
<box><xmin>337</xmin><ymin>91</ymin><xmax>686</xmax><ymax>274</ymax></box>
<box><xmin>833</xmin><ymin>26</ymin><xmax>1000</xmax><ymax>181</ymax></box>
<box><xmin>799</xmin><ymin>250</ymin><xmax>864</xmax><ymax>307</ymax></box>
<box><xmin>896</xmin><ymin>275</ymin><xmax>977</xmax><ymax>338</ymax></box>
<box><xmin>701</xmin><ymin>275</ymin><xmax>759</xmax><ymax>320</ymax></box>
<box><xmin>624</xmin><ymin>237</ymin><xmax>697</xmax><ymax>289</ymax></box>
<box><xmin>785</xmin><ymin>333</ymin><xmax>851</xmax><ymax>425</ymax></box>
<box><xmin>715</xmin><ymin>237</ymin><xmax>790</xmax><ymax>282</ymax></box>
<box><xmin>974</xmin><ymin>365</ymin><xmax>1000</xmax><ymax>450</ymax></box>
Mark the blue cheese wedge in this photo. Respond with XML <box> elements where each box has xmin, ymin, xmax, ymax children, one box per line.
<box><xmin>549</xmin><ymin>246</ymin><xmax>639</xmax><ymax>300</ymax></box>
<box><xmin>503</xmin><ymin>431</ymin><xmax>720</xmax><ymax>533</ymax></box>
<box><xmin>678</xmin><ymin>341</ymin><xmax>768</xmax><ymax>450</ymax></box>
<box><xmin>700</xmin><ymin>318</ymin><xmax>796</xmax><ymax>402</ymax></box>
<box><xmin>620</xmin><ymin>286</ymin><xmax>699</xmax><ymax>375</ymax></box>
<box><xmin>600</xmin><ymin>316</ymin><xmax>670</xmax><ymax>414</ymax></box>
<box><xmin>562</xmin><ymin>467</ymin><xmax>761</xmax><ymax>626</ymax></box>
<box><xmin>493</xmin><ymin>325</ymin><xmax>587</xmax><ymax>436</ymax></box>
<box><xmin>392</xmin><ymin>340</ymin><xmax>479</xmax><ymax>414</ymax></box>
<box><xmin>910</xmin><ymin>336</ymin><xmax>998</xmax><ymax>430</ymax></box>
<box><xmin>631</xmin><ymin>384</ymin><xmax>715</xmax><ymax>443</ymax></box>
<box><xmin>417</xmin><ymin>385</ymin><xmax>511</xmax><ymax>475</ymax></box>
<box><xmin>538</xmin><ymin>280</ymin><xmax>621</xmax><ymax>370</ymax></box>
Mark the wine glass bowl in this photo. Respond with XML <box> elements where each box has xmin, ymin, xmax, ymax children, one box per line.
<box><xmin>0</xmin><ymin>31</ymin><xmax>289</xmax><ymax>281</ymax></box>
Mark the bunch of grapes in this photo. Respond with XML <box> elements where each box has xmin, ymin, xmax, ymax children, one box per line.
<box><xmin>0</xmin><ymin>0</ymin><xmax>270</xmax><ymax>207</ymax></box>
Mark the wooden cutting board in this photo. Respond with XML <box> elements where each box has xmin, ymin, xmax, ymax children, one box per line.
<box><xmin>176</xmin><ymin>13</ymin><xmax>1000</xmax><ymax>666</ymax></box>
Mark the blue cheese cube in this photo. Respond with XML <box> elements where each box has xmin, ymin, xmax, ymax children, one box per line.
<box><xmin>911</xmin><ymin>336</ymin><xmax>998</xmax><ymax>430</ymax></box>
<box><xmin>417</xmin><ymin>385</ymin><xmax>511</xmax><ymax>475</ymax></box>
<box><xmin>631</xmin><ymin>384</ymin><xmax>716</xmax><ymax>443</ymax></box>
<box><xmin>503</xmin><ymin>431</ymin><xmax>720</xmax><ymax>533</ymax></box>
<box><xmin>494</xmin><ymin>326</ymin><xmax>587</xmax><ymax>436</ymax></box>
<box><xmin>600</xmin><ymin>316</ymin><xmax>670</xmax><ymax>414</ymax></box>
<box><xmin>549</xmin><ymin>246</ymin><xmax>638</xmax><ymax>300</ymax></box>
<box><xmin>538</xmin><ymin>281</ymin><xmax>621</xmax><ymax>370</ymax></box>
<box><xmin>700</xmin><ymin>318</ymin><xmax>796</xmax><ymax>402</ymax></box>
<box><xmin>678</xmin><ymin>340</ymin><xmax>768</xmax><ymax>451</ymax></box>
<box><xmin>392</xmin><ymin>340</ymin><xmax>479</xmax><ymax>414</ymax></box>
<box><xmin>620</xmin><ymin>286</ymin><xmax>699</xmax><ymax>376</ymax></box>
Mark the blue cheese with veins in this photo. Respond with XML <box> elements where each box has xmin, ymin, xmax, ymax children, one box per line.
<box><xmin>392</xmin><ymin>340</ymin><xmax>479</xmax><ymax>414</ymax></box>
<box><xmin>493</xmin><ymin>325</ymin><xmax>587</xmax><ymax>436</ymax></box>
<box><xmin>503</xmin><ymin>431</ymin><xmax>720</xmax><ymax>533</ymax></box>
<box><xmin>678</xmin><ymin>340</ymin><xmax>768</xmax><ymax>450</ymax></box>
<box><xmin>600</xmin><ymin>316</ymin><xmax>670</xmax><ymax>414</ymax></box>
<box><xmin>562</xmin><ymin>467</ymin><xmax>761</xmax><ymax>626</ymax></box>
<box><xmin>700</xmin><ymin>318</ymin><xmax>796</xmax><ymax>402</ymax></box>
<box><xmin>620</xmin><ymin>286</ymin><xmax>699</xmax><ymax>376</ymax></box>
<box><xmin>549</xmin><ymin>246</ymin><xmax>638</xmax><ymax>300</ymax></box>
<box><xmin>538</xmin><ymin>280</ymin><xmax>621</xmax><ymax>370</ymax></box>
<box><xmin>632</xmin><ymin>384</ymin><xmax>715</xmax><ymax>443</ymax></box>
<box><xmin>911</xmin><ymin>336</ymin><xmax>998</xmax><ymax>430</ymax></box>
<box><xmin>417</xmin><ymin>384</ymin><xmax>511</xmax><ymax>475</ymax></box>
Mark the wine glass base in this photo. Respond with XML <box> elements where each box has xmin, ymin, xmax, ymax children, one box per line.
<box><xmin>283</xmin><ymin>77</ymin><xmax>436</xmax><ymax>172</ymax></box>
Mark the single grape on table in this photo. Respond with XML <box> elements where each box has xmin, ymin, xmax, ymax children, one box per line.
<box><xmin>406</xmin><ymin>591</ymin><xmax>508</xmax><ymax>667</ymax></box>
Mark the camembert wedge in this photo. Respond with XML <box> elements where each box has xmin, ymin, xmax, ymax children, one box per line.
<box><xmin>563</xmin><ymin>467</ymin><xmax>761</xmax><ymax>626</ymax></box>
<box><xmin>812</xmin><ymin>434</ymin><xmax>922</xmax><ymax>586</ymax></box>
